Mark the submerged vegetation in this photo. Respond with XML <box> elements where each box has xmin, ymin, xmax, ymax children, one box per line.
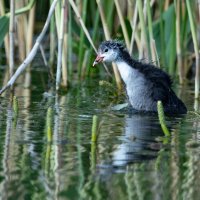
<box><xmin>0</xmin><ymin>0</ymin><xmax>200</xmax><ymax>97</ymax></box>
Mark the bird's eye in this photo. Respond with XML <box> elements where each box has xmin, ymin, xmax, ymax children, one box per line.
<box><xmin>104</xmin><ymin>48</ymin><xmax>108</xmax><ymax>53</ymax></box>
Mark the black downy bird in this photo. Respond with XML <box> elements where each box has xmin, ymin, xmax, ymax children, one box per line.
<box><xmin>93</xmin><ymin>40</ymin><xmax>187</xmax><ymax>114</ymax></box>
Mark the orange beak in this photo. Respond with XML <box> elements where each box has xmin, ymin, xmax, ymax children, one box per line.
<box><xmin>93</xmin><ymin>55</ymin><xmax>104</xmax><ymax>67</ymax></box>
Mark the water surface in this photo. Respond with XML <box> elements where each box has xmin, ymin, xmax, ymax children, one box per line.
<box><xmin>0</xmin><ymin>67</ymin><xmax>199</xmax><ymax>200</ymax></box>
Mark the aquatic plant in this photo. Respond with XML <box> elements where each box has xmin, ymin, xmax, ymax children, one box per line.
<box><xmin>157</xmin><ymin>101</ymin><xmax>170</xmax><ymax>137</ymax></box>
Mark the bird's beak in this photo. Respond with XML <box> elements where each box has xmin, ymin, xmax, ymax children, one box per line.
<box><xmin>93</xmin><ymin>55</ymin><xmax>104</xmax><ymax>67</ymax></box>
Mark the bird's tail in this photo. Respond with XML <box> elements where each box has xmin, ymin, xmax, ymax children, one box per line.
<box><xmin>164</xmin><ymin>90</ymin><xmax>187</xmax><ymax>114</ymax></box>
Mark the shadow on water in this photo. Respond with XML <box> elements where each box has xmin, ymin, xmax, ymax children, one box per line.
<box><xmin>0</xmin><ymin>68</ymin><xmax>200</xmax><ymax>199</ymax></box>
<box><xmin>105</xmin><ymin>113</ymin><xmax>164</xmax><ymax>168</ymax></box>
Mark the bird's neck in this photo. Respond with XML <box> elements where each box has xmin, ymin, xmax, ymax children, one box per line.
<box><xmin>115</xmin><ymin>61</ymin><xmax>133</xmax><ymax>84</ymax></box>
<box><xmin>115</xmin><ymin>51</ymin><xmax>138</xmax><ymax>84</ymax></box>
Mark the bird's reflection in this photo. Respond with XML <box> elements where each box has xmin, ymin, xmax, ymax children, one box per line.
<box><xmin>99</xmin><ymin>112</ymin><xmax>165</xmax><ymax>170</ymax></box>
<box><xmin>112</xmin><ymin>113</ymin><xmax>163</xmax><ymax>167</ymax></box>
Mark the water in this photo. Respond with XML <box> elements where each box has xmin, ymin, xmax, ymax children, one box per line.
<box><xmin>0</xmin><ymin>67</ymin><xmax>200</xmax><ymax>200</ymax></box>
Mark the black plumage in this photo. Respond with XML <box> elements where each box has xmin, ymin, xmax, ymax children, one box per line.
<box><xmin>93</xmin><ymin>40</ymin><xmax>187</xmax><ymax>114</ymax></box>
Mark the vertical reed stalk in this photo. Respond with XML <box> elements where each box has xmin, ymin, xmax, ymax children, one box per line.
<box><xmin>61</xmin><ymin>3</ymin><xmax>68</xmax><ymax>87</ymax></box>
<box><xmin>198</xmin><ymin>0</ymin><xmax>200</xmax><ymax>21</ymax></box>
<box><xmin>175</xmin><ymin>0</ymin><xmax>184</xmax><ymax>84</ymax></box>
<box><xmin>86</xmin><ymin>11</ymin><xmax>100</xmax><ymax>76</ymax></box>
<box><xmin>143</xmin><ymin>0</ymin><xmax>147</xmax><ymax>24</ymax></box>
<box><xmin>56</xmin><ymin>0</ymin><xmax>66</xmax><ymax>90</ymax></box>
<box><xmin>114</xmin><ymin>0</ymin><xmax>130</xmax><ymax>49</ymax></box>
<box><xmin>68</xmin><ymin>5</ymin><xmax>73</xmax><ymax>77</ymax></box>
<box><xmin>0</xmin><ymin>0</ymin><xmax>10</xmax><ymax>62</ymax></box>
<box><xmin>9</xmin><ymin>0</ymin><xmax>15</xmax><ymax>77</ymax></box>
<box><xmin>16</xmin><ymin>0</ymin><xmax>27</xmax><ymax>61</ymax></box>
<box><xmin>55</xmin><ymin>0</ymin><xmax>61</xmax><ymax>35</ymax></box>
<box><xmin>0</xmin><ymin>0</ymin><xmax>59</xmax><ymax>94</ymax></box>
<box><xmin>130</xmin><ymin>1</ymin><xmax>138</xmax><ymax>55</ymax></box>
<box><xmin>96</xmin><ymin>0</ymin><xmax>122</xmax><ymax>90</ymax></box>
<box><xmin>26</xmin><ymin>3</ymin><xmax>36</xmax><ymax>54</ymax></box>
<box><xmin>70</xmin><ymin>0</ymin><xmax>115</xmax><ymax>79</ymax></box>
<box><xmin>62</xmin><ymin>33</ymin><xmax>68</xmax><ymax>87</ymax></box>
<box><xmin>69</xmin><ymin>0</ymin><xmax>97</xmax><ymax>52</ymax></box>
<box><xmin>146</xmin><ymin>0</ymin><xmax>157</xmax><ymax>63</ymax></box>
<box><xmin>78</xmin><ymin>0</ymin><xmax>88</xmax><ymax>77</ymax></box>
<box><xmin>158</xmin><ymin>0</ymin><xmax>166</xmax><ymax>66</ymax></box>
<box><xmin>127</xmin><ymin>0</ymin><xmax>134</xmax><ymax>20</ymax></box>
<box><xmin>164</xmin><ymin>0</ymin><xmax>170</xmax><ymax>9</ymax></box>
<box><xmin>81</xmin><ymin>50</ymin><xmax>89</xmax><ymax>77</ymax></box>
<box><xmin>96</xmin><ymin>0</ymin><xmax>110</xmax><ymax>39</ymax></box>
<box><xmin>186</xmin><ymin>0</ymin><xmax>200</xmax><ymax>99</ymax></box>
<box><xmin>106</xmin><ymin>0</ymin><xmax>115</xmax><ymax>31</ymax></box>
<box><xmin>134</xmin><ymin>31</ymin><xmax>142</xmax><ymax>53</ymax></box>
<box><xmin>40</xmin><ymin>45</ymin><xmax>48</xmax><ymax>66</ymax></box>
<box><xmin>137</xmin><ymin>0</ymin><xmax>150</xmax><ymax>60</ymax></box>
<box><xmin>25</xmin><ymin>3</ymin><xmax>36</xmax><ymax>89</ymax></box>
<box><xmin>152</xmin><ymin>39</ymin><xmax>160</xmax><ymax>68</ymax></box>
<box><xmin>49</xmin><ymin>0</ymin><xmax>56</xmax><ymax>67</ymax></box>
<box><xmin>168</xmin><ymin>18</ymin><xmax>176</xmax><ymax>74</ymax></box>
<box><xmin>181</xmin><ymin>4</ymin><xmax>188</xmax><ymax>75</ymax></box>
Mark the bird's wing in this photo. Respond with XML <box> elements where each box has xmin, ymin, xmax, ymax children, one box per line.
<box><xmin>147</xmin><ymin>69</ymin><xmax>187</xmax><ymax>113</ymax></box>
<box><xmin>150</xmin><ymin>72</ymin><xmax>172</xmax><ymax>102</ymax></box>
<box><xmin>134</xmin><ymin>61</ymin><xmax>187</xmax><ymax>114</ymax></box>
<box><xmin>138</xmin><ymin>64</ymin><xmax>172</xmax><ymax>103</ymax></box>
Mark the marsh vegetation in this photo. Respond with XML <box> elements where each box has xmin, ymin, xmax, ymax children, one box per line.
<box><xmin>0</xmin><ymin>0</ymin><xmax>200</xmax><ymax>199</ymax></box>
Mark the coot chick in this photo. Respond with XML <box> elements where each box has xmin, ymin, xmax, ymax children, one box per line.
<box><xmin>93</xmin><ymin>40</ymin><xmax>187</xmax><ymax>114</ymax></box>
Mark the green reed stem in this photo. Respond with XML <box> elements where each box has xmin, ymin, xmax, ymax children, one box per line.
<box><xmin>152</xmin><ymin>39</ymin><xmax>160</xmax><ymax>68</ymax></box>
<box><xmin>46</xmin><ymin>107</ymin><xmax>53</xmax><ymax>142</ymax></box>
<box><xmin>137</xmin><ymin>0</ymin><xmax>150</xmax><ymax>60</ymax></box>
<box><xmin>158</xmin><ymin>0</ymin><xmax>166</xmax><ymax>66</ymax></box>
<box><xmin>91</xmin><ymin>115</ymin><xmax>99</xmax><ymax>170</ymax></box>
<box><xmin>13</xmin><ymin>96</ymin><xmax>19</xmax><ymax>116</ymax></box>
<box><xmin>114</xmin><ymin>0</ymin><xmax>130</xmax><ymax>49</ymax></box>
<box><xmin>96</xmin><ymin>0</ymin><xmax>110</xmax><ymax>39</ymax></box>
<box><xmin>130</xmin><ymin>1</ymin><xmax>138</xmax><ymax>55</ymax></box>
<box><xmin>26</xmin><ymin>4</ymin><xmax>36</xmax><ymax>54</ymax></box>
<box><xmin>157</xmin><ymin>101</ymin><xmax>170</xmax><ymax>137</ymax></box>
<box><xmin>186</xmin><ymin>0</ymin><xmax>200</xmax><ymax>99</ymax></box>
<box><xmin>56</xmin><ymin>0</ymin><xmax>66</xmax><ymax>90</ymax></box>
<box><xmin>44</xmin><ymin>106</ymin><xmax>53</xmax><ymax>173</ymax></box>
<box><xmin>69</xmin><ymin>0</ymin><xmax>97</xmax><ymax>52</ymax></box>
<box><xmin>0</xmin><ymin>1</ymin><xmax>9</xmax><ymax>61</ymax></box>
<box><xmin>78</xmin><ymin>0</ymin><xmax>88</xmax><ymax>77</ymax></box>
<box><xmin>175</xmin><ymin>0</ymin><xmax>184</xmax><ymax>84</ymax></box>
<box><xmin>146</xmin><ymin>0</ymin><xmax>156</xmax><ymax>63</ymax></box>
<box><xmin>55</xmin><ymin>0</ymin><xmax>61</xmax><ymax>34</ymax></box>
<box><xmin>86</xmin><ymin>11</ymin><xmax>100</xmax><ymax>76</ymax></box>
<box><xmin>96</xmin><ymin>0</ymin><xmax>122</xmax><ymax>91</ymax></box>
<box><xmin>168</xmin><ymin>17</ymin><xmax>176</xmax><ymax>74</ymax></box>
<box><xmin>9</xmin><ymin>0</ymin><xmax>15</xmax><ymax>77</ymax></box>
<box><xmin>68</xmin><ymin>5</ymin><xmax>73</xmax><ymax>78</ymax></box>
<box><xmin>91</xmin><ymin>142</ymin><xmax>97</xmax><ymax>170</ymax></box>
<box><xmin>49</xmin><ymin>0</ymin><xmax>56</xmax><ymax>67</ymax></box>
<box><xmin>5</xmin><ymin>0</ymin><xmax>35</xmax><ymax>17</ymax></box>
<box><xmin>91</xmin><ymin>115</ymin><xmax>98</xmax><ymax>142</ymax></box>
<box><xmin>106</xmin><ymin>0</ymin><xmax>115</xmax><ymax>31</ymax></box>
<box><xmin>181</xmin><ymin>5</ymin><xmax>188</xmax><ymax>73</ymax></box>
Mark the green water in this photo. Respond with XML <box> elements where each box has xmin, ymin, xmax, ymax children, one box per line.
<box><xmin>0</xmin><ymin>66</ymin><xmax>199</xmax><ymax>200</ymax></box>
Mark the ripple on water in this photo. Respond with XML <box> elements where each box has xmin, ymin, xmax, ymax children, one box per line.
<box><xmin>0</xmin><ymin>74</ymin><xmax>200</xmax><ymax>199</ymax></box>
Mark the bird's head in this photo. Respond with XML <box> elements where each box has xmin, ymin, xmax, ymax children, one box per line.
<box><xmin>93</xmin><ymin>40</ymin><xmax>125</xmax><ymax>66</ymax></box>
